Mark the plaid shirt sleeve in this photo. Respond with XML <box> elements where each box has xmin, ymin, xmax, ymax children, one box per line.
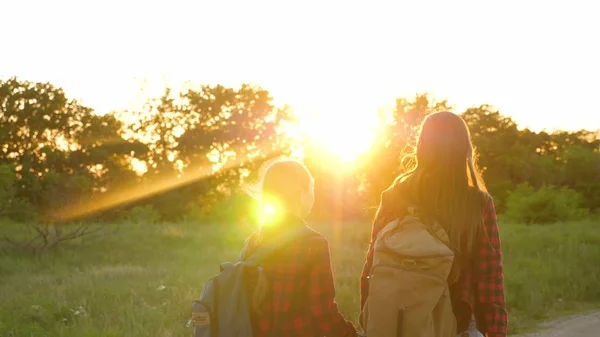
<box><xmin>475</xmin><ymin>196</ymin><xmax>508</xmax><ymax>337</ymax></box>
<box><xmin>309</xmin><ymin>237</ymin><xmax>358</xmax><ymax>337</ymax></box>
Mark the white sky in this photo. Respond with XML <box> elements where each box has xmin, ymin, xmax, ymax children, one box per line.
<box><xmin>1</xmin><ymin>0</ymin><xmax>599</xmax><ymax>132</ymax></box>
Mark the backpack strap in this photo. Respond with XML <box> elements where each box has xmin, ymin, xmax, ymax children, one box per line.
<box><xmin>406</xmin><ymin>206</ymin><xmax>460</xmax><ymax>283</ymax></box>
<box><xmin>404</xmin><ymin>205</ymin><xmax>451</xmax><ymax>247</ymax></box>
<box><xmin>376</xmin><ymin>218</ymin><xmax>401</xmax><ymax>241</ymax></box>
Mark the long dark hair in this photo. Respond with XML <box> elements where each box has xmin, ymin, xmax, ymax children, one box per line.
<box><xmin>391</xmin><ymin>111</ymin><xmax>488</xmax><ymax>264</ymax></box>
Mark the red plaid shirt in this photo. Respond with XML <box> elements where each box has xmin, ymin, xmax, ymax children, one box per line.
<box><xmin>360</xmin><ymin>188</ymin><xmax>508</xmax><ymax>337</ymax></box>
<box><xmin>244</xmin><ymin>218</ymin><xmax>358</xmax><ymax>337</ymax></box>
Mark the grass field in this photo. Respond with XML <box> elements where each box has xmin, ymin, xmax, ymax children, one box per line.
<box><xmin>1</xmin><ymin>219</ymin><xmax>599</xmax><ymax>336</ymax></box>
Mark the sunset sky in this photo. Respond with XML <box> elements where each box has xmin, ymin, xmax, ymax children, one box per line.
<box><xmin>2</xmin><ymin>0</ymin><xmax>599</xmax><ymax>133</ymax></box>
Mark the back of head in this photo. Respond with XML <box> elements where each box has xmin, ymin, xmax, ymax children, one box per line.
<box><xmin>247</xmin><ymin>158</ymin><xmax>314</xmax><ymax>227</ymax></box>
<box><xmin>394</xmin><ymin>111</ymin><xmax>487</xmax><ymax>261</ymax></box>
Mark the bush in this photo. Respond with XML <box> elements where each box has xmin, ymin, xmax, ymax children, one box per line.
<box><xmin>506</xmin><ymin>183</ymin><xmax>589</xmax><ymax>224</ymax></box>
<box><xmin>185</xmin><ymin>193</ymin><xmax>255</xmax><ymax>225</ymax></box>
<box><xmin>0</xmin><ymin>164</ymin><xmax>37</xmax><ymax>222</ymax></box>
<box><xmin>118</xmin><ymin>204</ymin><xmax>161</xmax><ymax>225</ymax></box>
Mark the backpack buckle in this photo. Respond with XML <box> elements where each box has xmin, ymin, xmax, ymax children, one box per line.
<box><xmin>192</xmin><ymin>312</ymin><xmax>210</xmax><ymax>326</ymax></box>
<box><xmin>401</xmin><ymin>259</ymin><xmax>417</xmax><ymax>270</ymax></box>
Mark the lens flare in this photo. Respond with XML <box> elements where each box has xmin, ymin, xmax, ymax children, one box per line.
<box><xmin>263</xmin><ymin>204</ymin><xmax>276</xmax><ymax>216</ymax></box>
<box><xmin>257</xmin><ymin>199</ymin><xmax>283</xmax><ymax>226</ymax></box>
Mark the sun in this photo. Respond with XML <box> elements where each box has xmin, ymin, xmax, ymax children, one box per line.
<box><xmin>293</xmin><ymin>111</ymin><xmax>379</xmax><ymax>162</ymax></box>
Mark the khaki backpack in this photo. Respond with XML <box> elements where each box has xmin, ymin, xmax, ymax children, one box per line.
<box><xmin>361</xmin><ymin>208</ymin><xmax>458</xmax><ymax>337</ymax></box>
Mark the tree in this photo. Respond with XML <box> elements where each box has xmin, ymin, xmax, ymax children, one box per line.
<box><xmin>0</xmin><ymin>164</ymin><xmax>35</xmax><ymax>221</ymax></box>
<box><xmin>115</xmin><ymin>84</ymin><xmax>295</xmax><ymax>221</ymax></box>
<box><xmin>461</xmin><ymin>105</ymin><xmax>523</xmax><ymax>211</ymax></box>
<box><xmin>177</xmin><ymin>84</ymin><xmax>294</xmax><ymax>191</ymax></box>
<box><xmin>561</xmin><ymin>139</ymin><xmax>600</xmax><ymax>210</ymax></box>
<box><xmin>0</xmin><ymin>77</ymin><xmax>147</xmax><ymax>222</ymax></box>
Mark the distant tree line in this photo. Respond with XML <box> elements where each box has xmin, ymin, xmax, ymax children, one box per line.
<box><xmin>1</xmin><ymin>77</ymin><xmax>598</xmax><ymax>226</ymax></box>
<box><xmin>322</xmin><ymin>96</ymin><xmax>600</xmax><ymax>223</ymax></box>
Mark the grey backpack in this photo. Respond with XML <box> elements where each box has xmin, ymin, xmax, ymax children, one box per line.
<box><xmin>190</xmin><ymin>225</ymin><xmax>315</xmax><ymax>337</ymax></box>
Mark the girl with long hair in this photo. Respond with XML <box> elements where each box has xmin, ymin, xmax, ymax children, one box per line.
<box><xmin>360</xmin><ymin>111</ymin><xmax>508</xmax><ymax>336</ymax></box>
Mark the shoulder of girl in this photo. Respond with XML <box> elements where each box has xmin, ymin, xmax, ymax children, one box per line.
<box><xmin>302</xmin><ymin>230</ymin><xmax>327</xmax><ymax>246</ymax></box>
<box><xmin>485</xmin><ymin>193</ymin><xmax>496</xmax><ymax>210</ymax></box>
<box><xmin>477</xmin><ymin>190</ymin><xmax>493</xmax><ymax>205</ymax></box>
<box><xmin>309</xmin><ymin>228</ymin><xmax>327</xmax><ymax>240</ymax></box>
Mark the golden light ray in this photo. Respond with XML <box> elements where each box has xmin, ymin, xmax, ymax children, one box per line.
<box><xmin>50</xmin><ymin>141</ymin><xmax>283</xmax><ymax>222</ymax></box>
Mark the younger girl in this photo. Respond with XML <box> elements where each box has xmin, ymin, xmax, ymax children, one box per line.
<box><xmin>243</xmin><ymin>158</ymin><xmax>358</xmax><ymax>337</ymax></box>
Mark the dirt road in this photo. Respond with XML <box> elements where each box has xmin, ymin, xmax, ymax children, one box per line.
<box><xmin>515</xmin><ymin>310</ymin><xmax>600</xmax><ymax>337</ymax></box>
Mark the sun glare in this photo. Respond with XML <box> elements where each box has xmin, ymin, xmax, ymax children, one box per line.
<box><xmin>262</xmin><ymin>204</ymin><xmax>277</xmax><ymax>218</ymax></box>
<box><xmin>293</xmin><ymin>111</ymin><xmax>379</xmax><ymax>163</ymax></box>
<box><xmin>256</xmin><ymin>200</ymin><xmax>283</xmax><ymax>226</ymax></box>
